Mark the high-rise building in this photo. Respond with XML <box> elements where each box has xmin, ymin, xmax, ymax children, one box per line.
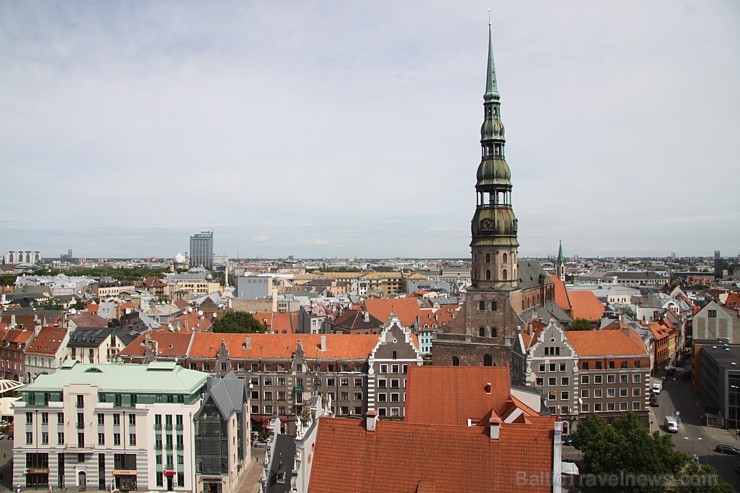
<box><xmin>432</xmin><ymin>19</ymin><xmax>555</xmax><ymax>367</ymax></box>
<box><xmin>189</xmin><ymin>231</ymin><xmax>213</xmax><ymax>270</ymax></box>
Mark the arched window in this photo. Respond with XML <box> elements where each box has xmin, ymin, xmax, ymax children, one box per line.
<box><xmin>491</xmin><ymin>327</ymin><xmax>498</xmax><ymax>338</ymax></box>
<box><xmin>485</xmin><ymin>253</ymin><xmax>491</xmax><ymax>263</ymax></box>
<box><xmin>485</xmin><ymin>269</ymin><xmax>491</xmax><ymax>280</ymax></box>
<box><xmin>502</xmin><ymin>253</ymin><xmax>508</xmax><ymax>263</ymax></box>
<box><xmin>484</xmin><ymin>354</ymin><xmax>493</xmax><ymax>366</ymax></box>
<box><xmin>491</xmin><ymin>301</ymin><xmax>497</xmax><ymax>311</ymax></box>
<box><xmin>479</xmin><ymin>327</ymin><xmax>486</xmax><ymax>337</ymax></box>
<box><xmin>503</xmin><ymin>269</ymin><xmax>508</xmax><ymax>280</ymax></box>
<box><xmin>479</xmin><ymin>300</ymin><xmax>485</xmax><ymax>311</ymax></box>
<box><xmin>452</xmin><ymin>356</ymin><xmax>460</xmax><ymax>367</ymax></box>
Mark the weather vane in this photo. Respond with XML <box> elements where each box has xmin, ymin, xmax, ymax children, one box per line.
<box><xmin>488</xmin><ymin>8</ymin><xmax>492</xmax><ymax>27</ymax></box>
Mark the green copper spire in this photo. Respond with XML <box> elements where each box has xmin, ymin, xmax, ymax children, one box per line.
<box><xmin>558</xmin><ymin>240</ymin><xmax>564</xmax><ymax>263</ymax></box>
<box><xmin>484</xmin><ymin>15</ymin><xmax>500</xmax><ymax>102</ymax></box>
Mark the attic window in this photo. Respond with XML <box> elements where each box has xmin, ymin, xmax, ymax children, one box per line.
<box><xmin>85</xmin><ymin>368</ymin><xmax>103</xmax><ymax>373</ymax></box>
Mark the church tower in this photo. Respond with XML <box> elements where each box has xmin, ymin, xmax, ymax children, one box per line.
<box><xmin>470</xmin><ymin>19</ymin><xmax>519</xmax><ymax>292</ymax></box>
<box><xmin>556</xmin><ymin>240</ymin><xmax>566</xmax><ymax>283</ymax></box>
<box><xmin>432</xmin><ymin>18</ymin><xmax>524</xmax><ymax>368</ymax></box>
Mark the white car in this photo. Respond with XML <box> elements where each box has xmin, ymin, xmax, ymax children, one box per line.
<box><xmin>652</xmin><ymin>383</ymin><xmax>661</xmax><ymax>394</ymax></box>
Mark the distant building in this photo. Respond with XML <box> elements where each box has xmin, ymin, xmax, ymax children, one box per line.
<box><xmin>190</xmin><ymin>231</ymin><xmax>214</xmax><ymax>270</ymax></box>
<box><xmin>3</xmin><ymin>250</ymin><xmax>42</xmax><ymax>264</ymax></box>
<box><xmin>236</xmin><ymin>276</ymin><xmax>273</xmax><ymax>299</ymax></box>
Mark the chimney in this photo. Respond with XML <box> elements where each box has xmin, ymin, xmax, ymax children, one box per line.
<box><xmin>245</xmin><ymin>335</ymin><xmax>251</xmax><ymax>350</ymax></box>
<box><xmin>489</xmin><ymin>417</ymin><xmax>501</xmax><ymax>440</ymax></box>
<box><xmin>365</xmin><ymin>410</ymin><xmax>378</xmax><ymax>432</ymax></box>
<box><xmin>363</xmin><ymin>311</ymin><xmax>369</xmax><ymax>323</ymax></box>
<box><xmin>320</xmin><ymin>335</ymin><xmax>327</xmax><ymax>351</ymax></box>
<box><xmin>485</xmin><ymin>382</ymin><xmax>492</xmax><ymax>394</ymax></box>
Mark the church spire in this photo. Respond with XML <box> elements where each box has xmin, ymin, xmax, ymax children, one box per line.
<box><xmin>557</xmin><ymin>240</ymin><xmax>566</xmax><ymax>283</ymax></box>
<box><xmin>485</xmin><ymin>12</ymin><xmax>500</xmax><ymax>102</ymax></box>
<box><xmin>470</xmin><ymin>15</ymin><xmax>519</xmax><ymax>292</ymax></box>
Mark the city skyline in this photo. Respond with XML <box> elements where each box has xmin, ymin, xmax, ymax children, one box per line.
<box><xmin>2</xmin><ymin>1</ymin><xmax>739</xmax><ymax>260</ymax></box>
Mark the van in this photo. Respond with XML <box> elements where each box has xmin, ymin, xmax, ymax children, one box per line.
<box><xmin>652</xmin><ymin>382</ymin><xmax>662</xmax><ymax>394</ymax></box>
<box><xmin>665</xmin><ymin>416</ymin><xmax>678</xmax><ymax>433</ymax></box>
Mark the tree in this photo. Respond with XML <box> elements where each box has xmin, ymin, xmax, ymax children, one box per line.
<box><xmin>566</xmin><ymin>318</ymin><xmax>593</xmax><ymax>331</ymax></box>
<box><xmin>211</xmin><ymin>311</ymin><xmax>267</xmax><ymax>333</ymax></box>
<box><xmin>675</xmin><ymin>461</ymin><xmax>735</xmax><ymax>493</ymax></box>
<box><xmin>617</xmin><ymin>305</ymin><xmax>637</xmax><ymax>320</ymax></box>
<box><xmin>573</xmin><ymin>413</ymin><xmax>687</xmax><ymax>493</ymax></box>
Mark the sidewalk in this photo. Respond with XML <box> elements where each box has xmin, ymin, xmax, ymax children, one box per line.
<box><xmin>234</xmin><ymin>446</ymin><xmax>265</xmax><ymax>493</ymax></box>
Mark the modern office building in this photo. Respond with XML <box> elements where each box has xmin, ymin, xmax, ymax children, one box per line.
<box><xmin>189</xmin><ymin>232</ymin><xmax>214</xmax><ymax>270</ymax></box>
<box><xmin>13</xmin><ymin>360</ymin><xmax>214</xmax><ymax>492</ymax></box>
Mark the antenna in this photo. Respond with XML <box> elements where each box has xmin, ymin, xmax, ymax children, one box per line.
<box><xmin>488</xmin><ymin>8</ymin><xmax>492</xmax><ymax>27</ymax></box>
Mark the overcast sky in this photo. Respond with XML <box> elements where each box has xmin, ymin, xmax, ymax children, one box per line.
<box><xmin>1</xmin><ymin>1</ymin><xmax>739</xmax><ymax>260</ymax></box>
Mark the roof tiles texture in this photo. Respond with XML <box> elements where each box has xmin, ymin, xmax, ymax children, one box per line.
<box><xmin>308</xmin><ymin>417</ymin><xmax>554</xmax><ymax>493</ymax></box>
<box><xmin>26</xmin><ymin>326</ymin><xmax>67</xmax><ymax>355</ymax></box>
<box><xmin>405</xmin><ymin>366</ymin><xmax>513</xmax><ymax>426</ymax></box>
<box><xmin>363</xmin><ymin>298</ymin><xmax>420</xmax><ymax>328</ymax></box>
<box><xmin>567</xmin><ymin>291</ymin><xmax>605</xmax><ymax>322</ymax></box>
<box><xmin>567</xmin><ymin>329</ymin><xmax>647</xmax><ymax>356</ymax></box>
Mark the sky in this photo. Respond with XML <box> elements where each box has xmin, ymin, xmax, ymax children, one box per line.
<box><xmin>1</xmin><ymin>1</ymin><xmax>739</xmax><ymax>260</ymax></box>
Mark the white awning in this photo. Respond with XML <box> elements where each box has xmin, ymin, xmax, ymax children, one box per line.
<box><xmin>0</xmin><ymin>379</ymin><xmax>23</xmax><ymax>395</ymax></box>
<box><xmin>0</xmin><ymin>396</ymin><xmax>19</xmax><ymax>417</ymax></box>
<box><xmin>561</xmin><ymin>462</ymin><xmax>579</xmax><ymax>476</ymax></box>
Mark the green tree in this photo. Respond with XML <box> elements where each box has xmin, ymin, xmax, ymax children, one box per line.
<box><xmin>573</xmin><ymin>413</ymin><xmax>687</xmax><ymax>492</ymax></box>
<box><xmin>37</xmin><ymin>298</ymin><xmax>65</xmax><ymax>310</ymax></box>
<box><xmin>211</xmin><ymin>311</ymin><xmax>267</xmax><ymax>333</ymax></box>
<box><xmin>566</xmin><ymin>318</ymin><xmax>593</xmax><ymax>331</ymax></box>
<box><xmin>617</xmin><ymin>305</ymin><xmax>637</xmax><ymax>320</ymax></box>
<box><xmin>675</xmin><ymin>461</ymin><xmax>734</xmax><ymax>493</ymax></box>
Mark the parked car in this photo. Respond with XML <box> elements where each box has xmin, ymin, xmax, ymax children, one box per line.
<box><xmin>652</xmin><ymin>383</ymin><xmax>662</xmax><ymax>394</ymax></box>
<box><xmin>649</xmin><ymin>394</ymin><xmax>659</xmax><ymax>407</ymax></box>
<box><xmin>664</xmin><ymin>416</ymin><xmax>678</xmax><ymax>433</ymax></box>
<box><xmin>715</xmin><ymin>444</ymin><xmax>740</xmax><ymax>455</ymax></box>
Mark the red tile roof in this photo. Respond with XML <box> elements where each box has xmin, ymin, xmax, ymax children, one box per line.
<box><xmin>69</xmin><ymin>312</ymin><xmax>108</xmax><ymax>328</ymax></box>
<box><xmin>567</xmin><ymin>328</ymin><xmax>648</xmax><ymax>356</ymax></box>
<box><xmin>363</xmin><ymin>298</ymin><xmax>420</xmax><ymax>328</ymax></box>
<box><xmin>252</xmin><ymin>312</ymin><xmax>297</xmax><ymax>334</ymax></box>
<box><xmin>567</xmin><ymin>291</ymin><xmax>604</xmax><ymax>322</ymax></box>
<box><xmin>3</xmin><ymin>328</ymin><xmax>35</xmax><ymax>345</ymax></box>
<box><xmin>549</xmin><ymin>275</ymin><xmax>571</xmax><ymax>312</ymax></box>
<box><xmin>309</xmin><ymin>416</ymin><xmax>555</xmax><ymax>493</ymax></box>
<box><xmin>406</xmin><ymin>366</ymin><xmax>513</xmax><ymax>426</ymax></box>
<box><xmin>119</xmin><ymin>332</ymin><xmax>383</xmax><ymax>360</ymax></box>
<box><xmin>26</xmin><ymin>326</ymin><xmax>67</xmax><ymax>355</ymax></box>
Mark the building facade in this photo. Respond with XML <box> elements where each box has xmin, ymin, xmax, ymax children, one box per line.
<box><xmin>13</xmin><ymin>361</ymin><xmax>210</xmax><ymax>492</ymax></box>
<box><xmin>190</xmin><ymin>232</ymin><xmax>214</xmax><ymax>271</ymax></box>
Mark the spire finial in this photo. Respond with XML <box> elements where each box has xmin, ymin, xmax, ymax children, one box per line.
<box><xmin>488</xmin><ymin>8</ymin><xmax>492</xmax><ymax>27</ymax></box>
<box><xmin>485</xmin><ymin>10</ymin><xmax>500</xmax><ymax>101</ymax></box>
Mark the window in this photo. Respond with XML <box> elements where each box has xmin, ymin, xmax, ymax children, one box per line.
<box><xmin>620</xmin><ymin>374</ymin><xmax>628</xmax><ymax>384</ymax></box>
<box><xmin>560</xmin><ymin>391</ymin><xmax>569</xmax><ymax>400</ymax></box>
<box><xmin>355</xmin><ymin>392</ymin><xmax>363</xmax><ymax>400</ymax></box>
<box><xmin>595</xmin><ymin>362</ymin><xmax>602</xmax><ymax>370</ymax></box>
<box><xmin>129</xmin><ymin>433</ymin><xmax>136</xmax><ymax>446</ymax></box>
<box><xmin>709</xmin><ymin>310</ymin><xmax>717</xmax><ymax>318</ymax></box>
<box><xmin>582</xmin><ymin>403</ymin><xmax>590</xmax><ymax>412</ymax></box>
<box><xmin>548</xmin><ymin>377</ymin><xmax>557</xmax><ymax>386</ymax></box>
<box><xmin>620</xmin><ymin>361</ymin><xmax>628</xmax><ymax>369</ymax></box>
<box><xmin>264</xmin><ymin>377</ymin><xmax>273</xmax><ymax>386</ymax></box>
<box><xmin>378</xmin><ymin>393</ymin><xmax>387</xmax><ymax>402</ymax></box>
<box><xmin>607</xmin><ymin>389</ymin><xmax>616</xmax><ymax>398</ymax></box>
<box><xmin>26</xmin><ymin>432</ymin><xmax>33</xmax><ymax>444</ymax></box>
<box><xmin>486</xmin><ymin>270</ymin><xmax>491</xmax><ymax>280</ymax></box>
<box><xmin>391</xmin><ymin>393</ymin><xmax>400</xmax><ymax>402</ymax></box>
<box><xmin>539</xmin><ymin>364</ymin><xmax>546</xmax><ymax>373</ymax></box>
<box><xmin>632</xmin><ymin>401</ymin><xmax>641</xmax><ymax>410</ymax></box>
<box><xmin>114</xmin><ymin>433</ymin><xmax>120</xmax><ymax>445</ymax></box>
<box><xmin>277</xmin><ymin>377</ymin><xmax>286</xmax><ymax>386</ymax></box>
<box><xmin>452</xmin><ymin>357</ymin><xmax>460</xmax><ymax>366</ymax></box>
<box><xmin>549</xmin><ymin>364</ymin><xmax>556</xmax><ymax>372</ymax></box>
<box><xmin>634</xmin><ymin>361</ymin><xmax>641</xmax><ymax>368</ymax></box>
<box><xmin>582</xmin><ymin>362</ymin><xmax>589</xmax><ymax>370</ymax></box>
<box><xmin>42</xmin><ymin>432</ymin><xmax>48</xmax><ymax>445</ymax></box>
<box><xmin>632</xmin><ymin>374</ymin><xmax>641</xmax><ymax>383</ymax></box>
<box><xmin>594</xmin><ymin>375</ymin><xmax>603</xmax><ymax>384</ymax></box>
<box><xmin>536</xmin><ymin>378</ymin><xmax>544</xmax><ymax>386</ymax></box>
<box><xmin>607</xmin><ymin>375</ymin><xmax>616</xmax><ymax>384</ymax></box>
<box><xmin>58</xmin><ymin>433</ymin><xmax>64</xmax><ymax>445</ymax></box>
<box><xmin>264</xmin><ymin>391</ymin><xmax>273</xmax><ymax>401</ymax></box>
<box><xmin>58</xmin><ymin>412</ymin><xmax>64</xmax><ymax>424</ymax></box>
<box><xmin>251</xmin><ymin>363</ymin><xmax>259</xmax><ymax>371</ymax></box>
<box><xmin>594</xmin><ymin>389</ymin><xmax>602</xmax><ymax>398</ymax></box>
<box><xmin>479</xmin><ymin>327</ymin><xmax>486</xmax><ymax>337</ymax></box>
<box><xmin>354</xmin><ymin>377</ymin><xmax>363</xmax><ymax>387</ymax></box>
<box><xmin>98</xmin><ymin>433</ymin><xmax>104</xmax><ymax>445</ymax></box>
<box><xmin>594</xmin><ymin>403</ymin><xmax>602</xmax><ymax>412</ymax></box>
<box><xmin>98</xmin><ymin>414</ymin><xmax>105</xmax><ymax>426</ymax></box>
<box><xmin>608</xmin><ymin>361</ymin><xmax>615</xmax><ymax>369</ymax></box>
<box><xmin>491</xmin><ymin>301</ymin><xmax>497</xmax><ymax>311</ymax></box>
<box><xmin>581</xmin><ymin>389</ymin><xmax>589</xmax><ymax>398</ymax></box>
<box><xmin>113</xmin><ymin>414</ymin><xmax>120</xmax><ymax>426</ymax></box>
<box><xmin>326</xmin><ymin>378</ymin><xmax>335</xmax><ymax>387</ymax></box>
<box><xmin>129</xmin><ymin>414</ymin><xmax>136</xmax><ymax>426</ymax></box>
<box><xmin>340</xmin><ymin>378</ymin><xmax>349</xmax><ymax>387</ymax></box>
<box><xmin>479</xmin><ymin>300</ymin><xmax>485</xmax><ymax>311</ymax></box>
<box><xmin>581</xmin><ymin>375</ymin><xmax>589</xmax><ymax>384</ymax></box>
<box><xmin>390</xmin><ymin>379</ymin><xmax>400</xmax><ymax>389</ymax></box>
<box><xmin>561</xmin><ymin>377</ymin><xmax>569</xmax><ymax>386</ymax></box>
<box><xmin>42</xmin><ymin>412</ymin><xmax>48</xmax><ymax>424</ymax></box>
<box><xmin>619</xmin><ymin>388</ymin><xmax>628</xmax><ymax>397</ymax></box>
<box><xmin>633</xmin><ymin>388</ymin><xmax>642</xmax><ymax>397</ymax></box>
<box><xmin>26</xmin><ymin>412</ymin><xmax>32</xmax><ymax>423</ymax></box>
<box><xmin>548</xmin><ymin>391</ymin><xmax>557</xmax><ymax>400</ymax></box>
<box><xmin>607</xmin><ymin>402</ymin><xmax>615</xmax><ymax>411</ymax></box>
<box><xmin>340</xmin><ymin>392</ymin><xmax>349</xmax><ymax>401</ymax></box>
<box><xmin>380</xmin><ymin>364</ymin><xmax>388</xmax><ymax>373</ymax></box>
<box><xmin>485</xmin><ymin>253</ymin><xmax>491</xmax><ymax>263</ymax></box>
<box><xmin>264</xmin><ymin>364</ymin><xmax>271</xmax><ymax>371</ymax></box>
<box><xmin>483</xmin><ymin>354</ymin><xmax>493</xmax><ymax>366</ymax></box>
<box><xmin>559</xmin><ymin>363</ymin><xmax>566</xmax><ymax>372</ymax></box>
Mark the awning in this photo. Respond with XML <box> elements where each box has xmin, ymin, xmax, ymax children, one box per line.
<box><xmin>561</xmin><ymin>462</ymin><xmax>579</xmax><ymax>476</ymax></box>
<box><xmin>0</xmin><ymin>397</ymin><xmax>19</xmax><ymax>417</ymax></box>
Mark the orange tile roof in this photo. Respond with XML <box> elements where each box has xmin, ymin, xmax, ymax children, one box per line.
<box><xmin>309</xmin><ymin>416</ymin><xmax>555</xmax><ymax>493</ymax></box>
<box><xmin>119</xmin><ymin>332</ymin><xmax>382</xmax><ymax>360</ymax></box>
<box><xmin>86</xmin><ymin>302</ymin><xmax>98</xmax><ymax>314</ymax></box>
<box><xmin>364</xmin><ymin>298</ymin><xmax>420</xmax><ymax>328</ymax></box>
<box><xmin>26</xmin><ymin>326</ymin><xmax>67</xmax><ymax>355</ymax></box>
<box><xmin>165</xmin><ymin>312</ymin><xmax>212</xmax><ymax>332</ymax></box>
<box><xmin>252</xmin><ymin>312</ymin><xmax>297</xmax><ymax>334</ymax></box>
<box><xmin>567</xmin><ymin>328</ymin><xmax>647</xmax><ymax>356</ymax></box>
<box><xmin>69</xmin><ymin>312</ymin><xmax>108</xmax><ymax>328</ymax></box>
<box><xmin>549</xmin><ymin>275</ymin><xmax>571</xmax><ymax>312</ymax></box>
<box><xmin>405</xmin><ymin>366</ymin><xmax>513</xmax><ymax>426</ymax></box>
<box><xmin>173</xmin><ymin>300</ymin><xmax>190</xmax><ymax>310</ymax></box>
<box><xmin>3</xmin><ymin>328</ymin><xmax>35</xmax><ymax>344</ymax></box>
<box><xmin>568</xmin><ymin>291</ymin><xmax>605</xmax><ymax>322</ymax></box>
